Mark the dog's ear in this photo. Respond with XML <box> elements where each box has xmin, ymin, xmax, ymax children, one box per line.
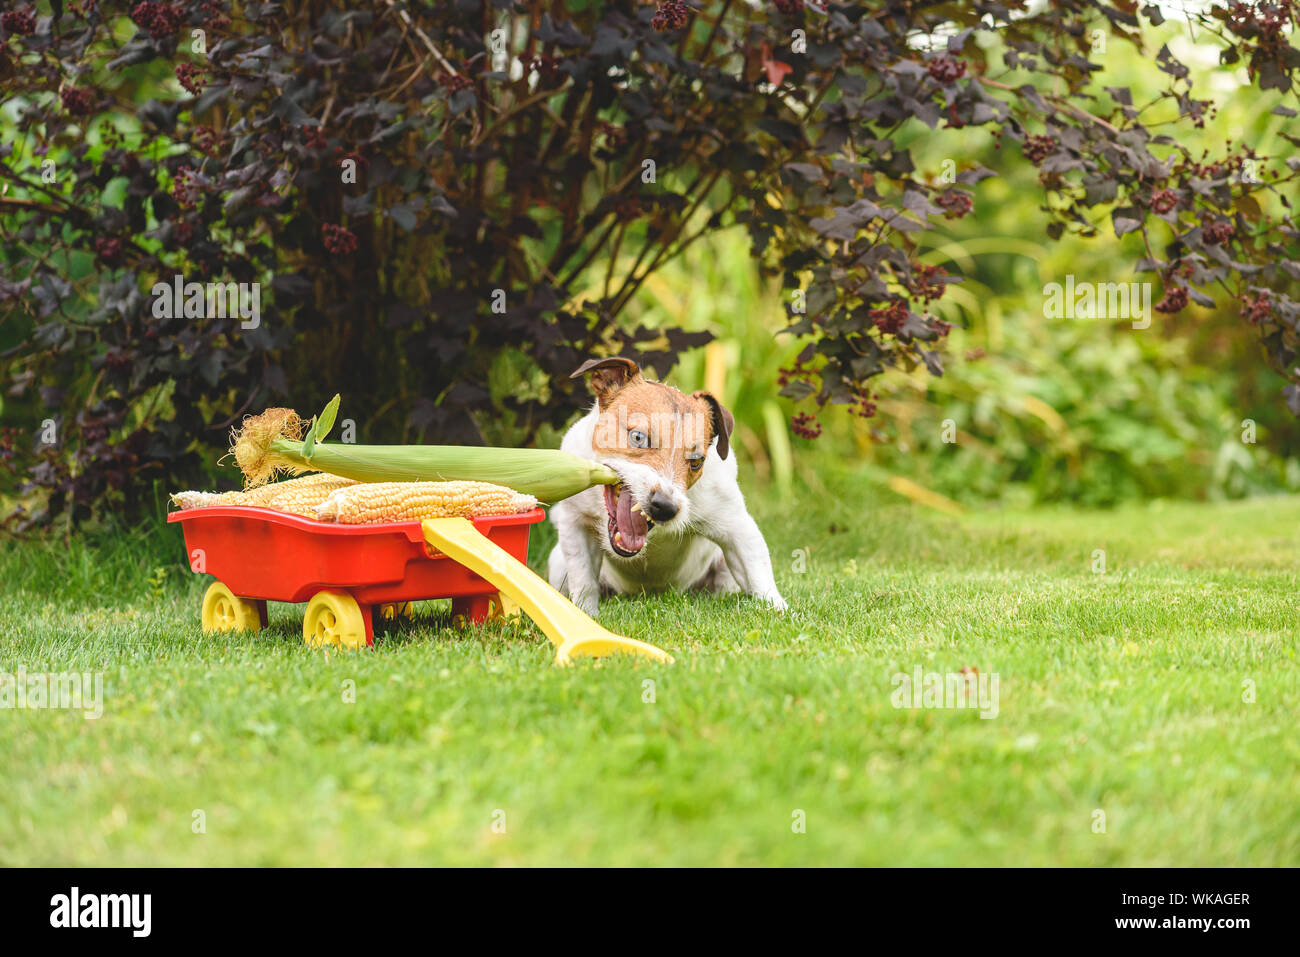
<box><xmin>571</xmin><ymin>356</ymin><xmax>642</xmax><ymax>406</ymax></box>
<box><xmin>692</xmin><ymin>390</ymin><xmax>735</xmax><ymax>460</ymax></box>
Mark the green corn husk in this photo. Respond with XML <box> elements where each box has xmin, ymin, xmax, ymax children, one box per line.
<box><xmin>229</xmin><ymin>403</ymin><xmax>617</xmax><ymax>504</ymax></box>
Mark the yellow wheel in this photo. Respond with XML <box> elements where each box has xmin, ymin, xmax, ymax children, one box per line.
<box><xmin>201</xmin><ymin>582</ymin><xmax>263</xmax><ymax>635</ymax></box>
<box><xmin>373</xmin><ymin>600</ymin><xmax>415</xmax><ymax>638</ymax></box>
<box><xmin>495</xmin><ymin>593</ymin><xmax>522</xmax><ymax>621</ymax></box>
<box><xmin>303</xmin><ymin>590</ymin><xmax>368</xmax><ymax>650</ymax></box>
<box><xmin>377</xmin><ymin>601</ymin><xmax>414</xmax><ymax>622</ymax></box>
<box><xmin>450</xmin><ymin>592</ymin><xmax>516</xmax><ymax>628</ymax></box>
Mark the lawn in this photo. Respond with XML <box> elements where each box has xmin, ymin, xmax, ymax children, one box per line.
<box><xmin>2</xmin><ymin>461</ymin><xmax>1298</xmax><ymax>866</ymax></box>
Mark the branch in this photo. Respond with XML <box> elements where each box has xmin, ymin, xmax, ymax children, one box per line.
<box><xmin>979</xmin><ymin>77</ymin><xmax>1123</xmax><ymax>136</ymax></box>
<box><xmin>382</xmin><ymin>0</ymin><xmax>460</xmax><ymax>76</ymax></box>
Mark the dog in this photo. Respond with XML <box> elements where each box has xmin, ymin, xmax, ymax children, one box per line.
<box><xmin>547</xmin><ymin>356</ymin><xmax>787</xmax><ymax>617</ymax></box>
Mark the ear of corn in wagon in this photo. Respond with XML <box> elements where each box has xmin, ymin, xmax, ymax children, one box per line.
<box><xmin>170</xmin><ymin>490</ymin><xmax>235</xmax><ymax>510</ymax></box>
<box><xmin>262</xmin><ymin>474</ymin><xmax>357</xmax><ymax>516</ymax></box>
<box><xmin>230</xmin><ymin>401</ymin><xmax>618</xmax><ymax>504</ymax></box>
<box><xmin>170</xmin><ymin>472</ymin><xmax>356</xmax><ymax>515</ymax></box>
<box><xmin>315</xmin><ymin>481</ymin><xmax>536</xmax><ymax>524</ymax></box>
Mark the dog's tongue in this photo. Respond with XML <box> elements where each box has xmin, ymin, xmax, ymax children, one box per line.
<box><xmin>616</xmin><ymin>488</ymin><xmax>648</xmax><ymax>551</ymax></box>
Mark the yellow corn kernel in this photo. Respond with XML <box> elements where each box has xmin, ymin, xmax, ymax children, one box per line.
<box><xmin>314</xmin><ymin>480</ymin><xmax>537</xmax><ymax>524</ymax></box>
<box><xmin>169</xmin><ymin>490</ymin><xmax>236</xmax><ymax>510</ymax></box>
<box><xmin>264</xmin><ymin>475</ymin><xmax>357</xmax><ymax>516</ymax></box>
<box><xmin>170</xmin><ymin>473</ymin><xmax>353</xmax><ymax>513</ymax></box>
<box><xmin>237</xmin><ymin>472</ymin><xmax>349</xmax><ymax>507</ymax></box>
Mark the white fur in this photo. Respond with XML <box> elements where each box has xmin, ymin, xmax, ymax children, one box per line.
<box><xmin>547</xmin><ymin>402</ymin><xmax>788</xmax><ymax>617</ymax></box>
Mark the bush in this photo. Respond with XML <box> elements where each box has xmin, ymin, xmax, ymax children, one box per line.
<box><xmin>2</xmin><ymin>1</ymin><xmax>1297</xmax><ymax>521</ymax></box>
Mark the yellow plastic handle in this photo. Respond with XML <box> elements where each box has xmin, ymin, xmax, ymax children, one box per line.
<box><xmin>421</xmin><ymin>518</ymin><xmax>674</xmax><ymax>666</ymax></box>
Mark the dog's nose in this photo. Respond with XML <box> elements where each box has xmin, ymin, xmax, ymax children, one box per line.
<box><xmin>646</xmin><ymin>492</ymin><xmax>678</xmax><ymax>523</ymax></box>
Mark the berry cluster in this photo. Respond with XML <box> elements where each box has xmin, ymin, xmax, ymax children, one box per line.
<box><xmin>1150</xmin><ymin>188</ymin><xmax>1179</xmax><ymax>214</ymax></box>
<box><xmin>906</xmin><ymin>264</ymin><xmax>950</xmax><ymax>304</ymax></box>
<box><xmin>927</xmin><ymin>56</ymin><xmax>967</xmax><ymax>83</ymax></box>
<box><xmin>1241</xmin><ymin>290</ymin><xmax>1273</xmax><ymax>324</ymax></box>
<box><xmin>192</xmin><ymin>124</ymin><xmax>218</xmax><ymax>154</ymax></box>
<box><xmin>201</xmin><ymin>1</ymin><xmax>230</xmax><ymax>30</ymax></box>
<box><xmin>1023</xmin><ymin>134</ymin><xmax>1058</xmax><ymax>165</ymax></box>
<box><xmin>869</xmin><ymin>300</ymin><xmax>909</xmax><ymax>335</ymax></box>
<box><xmin>175</xmin><ymin>62</ymin><xmax>206</xmax><ymax>95</ymax></box>
<box><xmin>777</xmin><ymin>354</ymin><xmax>819</xmax><ymax>392</ymax></box>
<box><xmin>171</xmin><ymin>165</ymin><xmax>203</xmax><ymax>209</ymax></box>
<box><xmin>1202</xmin><ymin>217</ymin><xmax>1235</xmax><ymax>245</ymax></box>
<box><xmin>131</xmin><ymin>2</ymin><xmax>184</xmax><ymax>40</ymax></box>
<box><xmin>935</xmin><ymin>190</ymin><xmax>973</xmax><ymax>219</ymax></box>
<box><xmin>1184</xmin><ymin>96</ymin><xmax>1217</xmax><ymax>129</ymax></box>
<box><xmin>652</xmin><ymin>1</ymin><xmax>691</xmax><ymax>32</ymax></box>
<box><xmin>847</xmin><ymin>387</ymin><xmax>878</xmax><ymax>419</ymax></box>
<box><xmin>94</xmin><ymin>236</ymin><xmax>125</xmax><ymax>266</ymax></box>
<box><xmin>322</xmin><ymin>223</ymin><xmax>359</xmax><ymax>255</ymax></box>
<box><xmin>791</xmin><ymin>413</ymin><xmax>822</xmax><ymax>440</ymax></box>
<box><xmin>1154</xmin><ymin>285</ymin><xmax>1189</xmax><ymax>314</ymax></box>
<box><xmin>1</xmin><ymin>8</ymin><xmax>37</xmax><ymax>35</ymax></box>
<box><xmin>1173</xmin><ymin>144</ymin><xmax>1259</xmax><ymax>182</ymax></box>
<box><xmin>61</xmin><ymin>87</ymin><xmax>96</xmax><ymax>116</ymax></box>
<box><xmin>772</xmin><ymin>0</ymin><xmax>805</xmax><ymax>13</ymax></box>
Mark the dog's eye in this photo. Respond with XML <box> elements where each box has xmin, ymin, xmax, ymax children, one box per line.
<box><xmin>687</xmin><ymin>453</ymin><xmax>703</xmax><ymax>471</ymax></box>
<box><xmin>629</xmin><ymin>429</ymin><xmax>649</xmax><ymax>449</ymax></box>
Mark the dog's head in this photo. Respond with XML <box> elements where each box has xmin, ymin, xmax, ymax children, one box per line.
<box><xmin>571</xmin><ymin>356</ymin><xmax>734</xmax><ymax>558</ymax></box>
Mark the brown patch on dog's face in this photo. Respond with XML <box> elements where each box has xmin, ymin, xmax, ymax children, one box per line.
<box><xmin>572</xmin><ymin>357</ymin><xmax>736</xmax><ymax>555</ymax></box>
<box><xmin>571</xmin><ymin>357</ymin><xmax>731</xmax><ymax>488</ymax></box>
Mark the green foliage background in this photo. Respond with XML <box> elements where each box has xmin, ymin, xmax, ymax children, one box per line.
<box><xmin>2</xmin><ymin>9</ymin><xmax>1296</xmax><ymax>511</ymax></box>
<box><xmin>608</xmin><ymin>20</ymin><xmax>1300</xmax><ymax>507</ymax></box>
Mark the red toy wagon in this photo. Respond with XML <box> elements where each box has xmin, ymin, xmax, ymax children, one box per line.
<box><xmin>168</xmin><ymin>505</ymin><xmax>545</xmax><ymax>648</ymax></box>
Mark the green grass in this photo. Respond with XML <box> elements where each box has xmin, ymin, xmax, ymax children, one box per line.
<box><xmin>2</xmin><ymin>463</ymin><xmax>1298</xmax><ymax>866</ymax></box>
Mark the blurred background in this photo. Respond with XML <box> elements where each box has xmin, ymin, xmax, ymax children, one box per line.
<box><xmin>600</xmin><ymin>21</ymin><xmax>1300</xmax><ymax>511</ymax></box>
<box><xmin>2</xmin><ymin>9</ymin><xmax>1297</xmax><ymax>521</ymax></box>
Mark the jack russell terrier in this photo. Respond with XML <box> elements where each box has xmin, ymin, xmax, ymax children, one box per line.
<box><xmin>547</xmin><ymin>356</ymin><xmax>787</xmax><ymax>617</ymax></box>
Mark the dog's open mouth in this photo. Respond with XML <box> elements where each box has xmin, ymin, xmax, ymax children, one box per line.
<box><xmin>604</xmin><ymin>483</ymin><xmax>651</xmax><ymax>557</ymax></box>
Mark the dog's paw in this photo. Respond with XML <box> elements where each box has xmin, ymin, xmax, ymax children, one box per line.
<box><xmin>767</xmin><ymin>593</ymin><xmax>789</xmax><ymax>613</ymax></box>
<box><xmin>571</xmin><ymin>591</ymin><xmax>601</xmax><ymax>618</ymax></box>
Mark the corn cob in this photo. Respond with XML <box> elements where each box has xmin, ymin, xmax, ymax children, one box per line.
<box><xmin>170</xmin><ymin>472</ymin><xmax>355</xmax><ymax>514</ymax></box>
<box><xmin>230</xmin><ymin>407</ymin><xmax>618</xmax><ymax>504</ymax></box>
<box><xmin>264</xmin><ymin>475</ymin><xmax>357</xmax><ymax>516</ymax></box>
<box><xmin>170</xmin><ymin>490</ymin><xmax>237</xmax><ymax>510</ymax></box>
<box><xmin>314</xmin><ymin>480</ymin><xmax>537</xmax><ymax>524</ymax></box>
